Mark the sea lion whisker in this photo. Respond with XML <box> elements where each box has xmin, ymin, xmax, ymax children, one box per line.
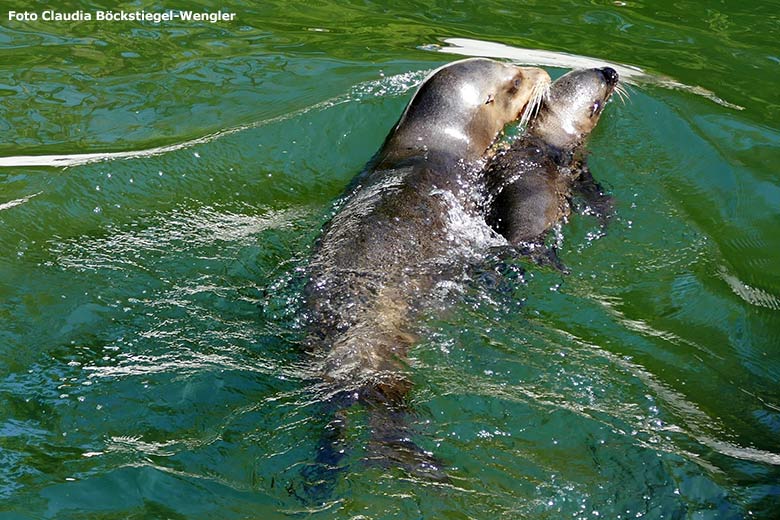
<box><xmin>531</xmin><ymin>84</ymin><xmax>546</xmax><ymax>119</ymax></box>
<box><xmin>518</xmin><ymin>81</ymin><xmax>549</xmax><ymax>128</ymax></box>
<box><xmin>613</xmin><ymin>83</ymin><xmax>631</xmax><ymax>105</ymax></box>
<box><xmin>614</xmin><ymin>87</ymin><xmax>626</xmax><ymax>104</ymax></box>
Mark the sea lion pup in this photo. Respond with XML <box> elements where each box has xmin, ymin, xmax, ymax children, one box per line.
<box><xmin>484</xmin><ymin>67</ymin><xmax>619</xmax><ymax>263</ymax></box>
<box><xmin>302</xmin><ymin>58</ymin><xmax>550</xmax><ymax>481</ymax></box>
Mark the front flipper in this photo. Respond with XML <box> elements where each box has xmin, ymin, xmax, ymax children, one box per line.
<box><xmin>571</xmin><ymin>164</ymin><xmax>614</xmax><ymax>227</ymax></box>
<box><xmin>513</xmin><ymin>242</ymin><xmax>570</xmax><ymax>274</ymax></box>
<box><xmin>482</xmin><ymin>241</ymin><xmax>569</xmax><ymax>276</ymax></box>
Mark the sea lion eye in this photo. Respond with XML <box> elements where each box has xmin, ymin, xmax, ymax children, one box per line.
<box><xmin>590</xmin><ymin>101</ymin><xmax>602</xmax><ymax>117</ymax></box>
<box><xmin>513</xmin><ymin>78</ymin><xmax>522</xmax><ymax>88</ymax></box>
<box><xmin>485</xmin><ymin>94</ymin><xmax>495</xmax><ymax>104</ymax></box>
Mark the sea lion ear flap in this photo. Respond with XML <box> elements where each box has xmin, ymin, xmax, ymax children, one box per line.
<box><xmin>485</xmin><ymin>94</ymin><xmax>495</xmax><ymax>105</ymax></box>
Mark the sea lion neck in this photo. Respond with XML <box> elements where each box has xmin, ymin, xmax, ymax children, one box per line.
<box><xmin>373</xmin><ymin>140</ymin><xmax>483</xmax><ymax>171</ymax></box>
<box><xmin>526</xmin><ymin>107</ymin><xmax>588</xmax><ymax>153</ymax></box>
<box><xmin>375</xmin><ymin>105</ymin><xmax>492</xmax><ymax>167</ymax></box>
<box><xmin>509</xmin><ymin>134</ymin><xmax>576</xmax><ymax>168</ymax></box>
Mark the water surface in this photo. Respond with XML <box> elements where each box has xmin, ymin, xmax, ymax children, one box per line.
<box><xmin>1</xmin><ymin>1</ymin><xmax>779</xmax><ymax>518</ymax></box>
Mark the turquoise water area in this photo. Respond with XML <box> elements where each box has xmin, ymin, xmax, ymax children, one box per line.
<box><xmin>1</xmin><ymin>1</ymin><xmax>779</xmax><ymax>518</ymax></box>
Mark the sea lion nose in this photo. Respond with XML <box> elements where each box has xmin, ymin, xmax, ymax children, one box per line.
<box><xmin>599</xmin><ymin>67</ymin><xmax>619</xmax><ymax>86</ymax></box>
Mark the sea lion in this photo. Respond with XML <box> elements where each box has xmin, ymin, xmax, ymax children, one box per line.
<box><xmin>306</xmin><ymin>58</ymin><xmax>549</xmax><ymax>392</ymax></box>
<box><xmin>484</xmin><ymin>67</ymin><xmax>619</xmax><ymax>260</ymax></box>
<box><xmin>301</xmin><ymin>58</ymin><xmax>550</xmax><ymax>479</ymax></box>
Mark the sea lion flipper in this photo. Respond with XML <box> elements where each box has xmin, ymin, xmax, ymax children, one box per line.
<box><xmin>512</xmin><ymin>242</ymin><xmax>570</xmax><ymax>274</ymax></box>
<box><xmin>295</xmin><ymin>392</ymin><xmax>356</xmax><ymax>504</ymax></box>
<box><xmin>364</xmin><ymin>404</ymin><xmax>449</xmax><ymax>482</ymax></box>
<box><xmin>572</xmin><ymin>164</ymin><xmax>614</xmax><ymax>228</ymax></box>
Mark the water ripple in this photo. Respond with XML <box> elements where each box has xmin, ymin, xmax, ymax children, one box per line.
<box><xmin>720</xmin><ymin>266</ymin><xmax>780</xmax><ymax>311</ymax></box>
<box><xmin>0</xmin><ymin>70</ymin><xmax>424</xmax><ymax>169</ymax></box>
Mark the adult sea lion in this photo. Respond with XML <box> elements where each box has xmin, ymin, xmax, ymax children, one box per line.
<box><xmin>484</xmin><ymin>67</ymin><xmax>620</xmax><ymax>262</ymax></box>
<box><xmin>301</xmin><ymin>58</ymin><xmax>550</xmax><ymax>478</ymax></box>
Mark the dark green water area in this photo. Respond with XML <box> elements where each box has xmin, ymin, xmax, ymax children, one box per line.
<box><xmin>1</xmin><ymin>1</ymin><xmax>779</xmax><ymax>518</ymax></box>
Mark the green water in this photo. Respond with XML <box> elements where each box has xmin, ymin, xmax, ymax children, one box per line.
<box><xmin>1</xmin><ymin>1</ymin><xmax>779</xmax><ymax>518</ymax></box>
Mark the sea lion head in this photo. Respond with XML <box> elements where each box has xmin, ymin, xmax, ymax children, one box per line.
<box><xmin>529</xmin><ymin>67</ymin><xmax>619</xmax><ymax>151</ymax></box>
<box><xmin>379</xmin><ymin>58</ymin><xmax>551</xmax><ymax>165</ymax></box>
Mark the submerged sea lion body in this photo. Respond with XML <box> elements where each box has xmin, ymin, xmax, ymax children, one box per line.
<box><xmin>485</xmin><ymin>67</ymin><xmax>619</xmax><ymax>252</ymax></box>
<box><xmin>305</xmin><ymin>59</ymin><xmax>550</xmax><ymax>402</ymax></box>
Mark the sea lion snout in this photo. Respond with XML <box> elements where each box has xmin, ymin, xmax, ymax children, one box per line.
<box><xmin>599</xmin><ymin>67</ymin><xmax>619</xmax><ymax>87</ymax></box>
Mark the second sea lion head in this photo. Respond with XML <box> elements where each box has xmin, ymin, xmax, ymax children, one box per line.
<box><xmin>379</xmin><ymin>58</ymin><xmax>551</xmax><ymax>165</ymax></box>
<box><xmin>530</xmin><ymin>67</ymin><xmax>619</xmax><ymax>151</ymax></box>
